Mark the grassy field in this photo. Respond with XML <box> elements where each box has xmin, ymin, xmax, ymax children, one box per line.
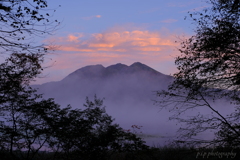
<box><xmin>1</xmin><ymin>146</ymin><xmax>239</xmax><ymax>160</ymax></box>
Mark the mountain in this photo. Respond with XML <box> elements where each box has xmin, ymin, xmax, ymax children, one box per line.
<box><xmin>35</xmin><ymin>62</ymin><xmax>172</xmax><ymax>105</ymax></box>
<box><xmin>33</xmin><ymin>62</ymin><xmax>176</xmax><ymax>146</ymax></box>
<box><xmin>61</xmin><ymin>62</ymin><xmax>166</xmax><ymax>81</ymax></box>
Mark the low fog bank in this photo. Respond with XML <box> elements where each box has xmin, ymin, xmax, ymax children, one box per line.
<box><xmin>32</xmin><ymin>63</ymin><xmax>236</xmax><ymax>146</ymax></box>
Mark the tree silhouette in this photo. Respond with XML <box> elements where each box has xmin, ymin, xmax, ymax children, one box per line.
<box><xmin>0</xmin><ymin>0</ymin><xmax>59</xmax><ymax>55</ymax></box>
<box><xmin>0</xmin><ymin>1</ymin><xmax>59</xmax><ymax>159</ymax></box>
<box><xmin>0</xmin><ymin>51</ymin><xmax>70</xmax><ymax>160</ymax></box>
<box><xmin>156</xmin><ymin>0</ymin><xmax>240</xmax><ymax>148</ymax></box>
<box><xmin>0</xmin><ymin>3</ymin><xmax>149</xmax><ymax>159</ymax></box>
<box><xmin>50</xmin><ymin>96</ymin><xmax>149</xmax><ymax>160</ymax></box>
<box><xmin>0</xmin><ymin>42</ymin><xmax>149</xmax><ymax>160</ymax></box>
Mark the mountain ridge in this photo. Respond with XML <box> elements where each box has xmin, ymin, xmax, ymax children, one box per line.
<box><xmin>60</xmin><ymin>62</ymin><xmax>167</xmax><ymax>83</ymax></box>
<box><xmin>31</xmin><ymin>62</ymin><xmax>231</xmax><ymax>147</ymax></box>
<box><xmin>32</xmin><ymin>62</ymin><xmax>176</xmax><ymax>146</ymax></box>
<box><xmin>34</xmin><ymin>62</ymin><xmax>173</xmax><ymax>105</ymax></box>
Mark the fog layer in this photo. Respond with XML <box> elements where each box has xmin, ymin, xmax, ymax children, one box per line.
<box><xmin>33</xmin><ymin>62</ymin><xmax>233</xmax><ymax>146</ymax></box>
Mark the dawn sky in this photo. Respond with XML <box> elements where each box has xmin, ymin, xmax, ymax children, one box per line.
<box><xmin>34</xmin><ymin>0</ymin><xmax>208</xmax><ymax>84</ymax></box>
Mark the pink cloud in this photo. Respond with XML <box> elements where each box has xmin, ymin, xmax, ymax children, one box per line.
<box><xmin>47</xmin><ymin>28</ymin><xmax>181</xmax><ymax>66</ymax></box>
<box><xmin>52</xmin><ymin>29</ymin><xmax>178</xmax><ymax>54</ymax></box>
<box><xmin>67</xmin><ymin>34</ymin><xmax>83</xmax><ymax>42</ymax></box>
<box><xmin>38</xmin><ymin>27</ymin><xmax>184</xmax><ymax>84</ymax></box>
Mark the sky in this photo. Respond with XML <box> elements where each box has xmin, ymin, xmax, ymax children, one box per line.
<box><xmin>34</xmin><ymin>0</ymin><xmax>208</xmax><ymax>84</ymax></box>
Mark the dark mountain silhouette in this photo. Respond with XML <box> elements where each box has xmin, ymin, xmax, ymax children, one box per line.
<box><xmin>34</xmin><ymin>62</ymin><xmax>173</xmax><ymax>106</ymax></box>
<box><xmin>61</xmin><ymin>62</ymin><xmax>165</xmax><ymax>81</ymax></box>
<box><xmin>33</xmin><ymin>62</ymin><xmax>176</xmax><ymax>146</ymax></box>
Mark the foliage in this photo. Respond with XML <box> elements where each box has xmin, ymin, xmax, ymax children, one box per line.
<box><xmin>0</xmin><ymin>52</ymin><xmax>59</xmax><ymax>160</ymax></box>
<box><xmin>50</xmin><ymin>95</ymin><xmax>149</xmax><ymax>160</ymax></box>
<box><xmin>0</xmin><ymin>1</ymin><xmax>149</xmax><ymax>159</ymax></box>
<box><xmin>156</xmin><ymin>0</ymin><xmax>240</xmax><ymax>148</ymax></box>
<box><xmin>178</xmin><ymin>0</ymin><xmax>240</xmax><ymax>91</ymax></box>
<box><xmin>0</xmin><ymin>0</ymin><xmax>59</xmax><ymax>55</ymax></box>
<box><xmin>0</xmin><ymin>1</ymin><xmax>60</xmax><ymax>159</ymax></box>
<box><xmin>0</xmin><ymin>56</ymin><xmax>149</xmax><ymax>160</ymax></box>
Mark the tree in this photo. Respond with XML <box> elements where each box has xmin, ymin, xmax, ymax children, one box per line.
<box><xmin>50</xmin><ymin>96</ymin><xmax>149</xmax><ymax>160</ymax></box>
<box><xmin>0</xmin><ymin>0</ymin><xmax>59</xmax><ymax>55</ymax></box>
<box><xmin>156</xmin><ymin>0</ymin><xmax>240</xmax><ymax>148</ymax></box>
<box><xmin>0</xmin><ymin>54</ymin><xmax>149</xmax><ymax>160</ymax></box>
<box><xmin>0</xmin><ymin>1</ymin><xmax>60</xmax><ymax>159</ymax></box>
<box><xmin>0</xmin><ymin>1</ymin><xmax>149</xmax><ymax>159</ymax></box>
<box><xmin>0</xmin><ymin>53</ymin><xmax>62</xmax><ymax>160</ymax></box>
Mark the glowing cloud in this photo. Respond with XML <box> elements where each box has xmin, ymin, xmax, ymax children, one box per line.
<box><xmin>67</xmin><ymin>33</ymin><xmax>83</xmax><ymax>43</ymax></box>
<box><xmin>52</xmin><ymin>30</ymin><xmax>176</xmax><ymax>54</ymax></box>
<box><xmin>41</xmin><ymin>27</ymin><xmax>182</xmax><ymax>84</ymax></box>
<box><xmin>47</xmin><ymin>27</ymin><xmax>180</xmax><ymax>64</ymax></box>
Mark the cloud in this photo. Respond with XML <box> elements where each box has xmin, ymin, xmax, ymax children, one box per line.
<box><xmin>40</xmin><ymin>27</ymin><xmax>183</xmax><ymax>84</ymax></box>
<box><xmin>67</xmin><ymin>33</ymin><xmax>83</xmax><ymax>43</ymax></box>
<box><xmin>161</xmin><ymin>19</ymin><xmax>178</xmax><ymax>23</ymax></box>
<box><xmin>46</xmin><ymin>27</ymin><xmax>181</xmax><ymax>65</ymax></box>
<box><xmin>51</xmin><ymin>29</ymin><xmax>178</xmax><ymax>54</ymax></box>
<box><xmin>81</xmin><ymin>15</ymin><xmax>102</xmax><ymax>20</ymax></box>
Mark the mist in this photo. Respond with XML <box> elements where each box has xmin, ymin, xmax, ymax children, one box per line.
<box><xmin>33</xmin><ymin>62</ymin><xmax>235</xmax><ymax>146</ymax></box>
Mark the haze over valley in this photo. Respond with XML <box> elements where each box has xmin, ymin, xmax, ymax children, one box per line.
<box><xmin>33</xmin><ymin>62</ymin><xmax>231</xmax><ymax>146</ymax></box>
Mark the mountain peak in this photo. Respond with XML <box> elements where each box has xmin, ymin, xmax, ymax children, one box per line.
<box><xmin>80</xmin><ymin>64</ymin><xmax>104</xmax><ymax>70</ymax></box>
<box><xmin>130</xmin><ymin>62</ymin><xmax>145</xmax><ymax>66</ymax></box>
<box><xmin>61</xmin><ymin>62</ymin><xmax>164</xmax><ymax>82</ymax></box>
<box><xmin>130</xmin><ymin>62</ymin><xmax>159</xmax><ymax>74</ymax></box>
<box><xmin>107</xmin><ymin>63</ymin><xmax>128</xmax><ymax>69</ymax></box>
<box><xmin>105</xmin><ymin>63</ymin><xmax>128</xmax><ymax>76</ymax></box>
<box><xmin>62</xmin><ymin>64</ymin><xmax>105</xmax><ymax>81</ymax></box>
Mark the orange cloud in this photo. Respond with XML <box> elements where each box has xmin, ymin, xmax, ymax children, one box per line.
<box><xmin>67</xmin><ymin>34</ymin><xmax>83</xmax><ymax>42</ymax></box>
<box><xmin>88</xmin><ymin>43</ymin><xmax>115</xmax><ymax>48</ymax></box>
<box><xmin>60</xmin><ymin>46</ymin><xmax>94</xmax><ymax>52</ymax></box>
<box><xmin>45</xmin><ymin>28</ymin><xmax>182</xmax><ymax>67</ymax></box>
<box><xmin>140</xmin><ymin>47</ymin><xmax>162</xmax><ymax>51</ymax></box>
<box><xmin>40</xmin><ymin>27</ymin><xmax>183</xmax><ymax>84</ymax></box>
<box><xmin>54</xmin><ymin>30</ymin><xmax>178</xmax><ymax>53</ymax></box>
